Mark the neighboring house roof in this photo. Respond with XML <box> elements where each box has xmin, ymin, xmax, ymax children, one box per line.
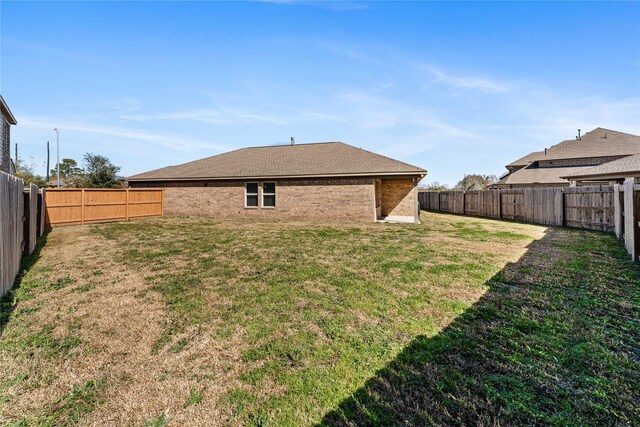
<box><xmin>497</xmin><ymin>165</ymin><xmax>589</xmax><ymax>186</ymax></box>
<box><xmin>561</xmin><ymin>153</ymin><xmax>640</xmax><ymax>181</ymax></box>
<box><xmin>47</xmin><ymin>177</ymin><xmax>66</xmax><ymax>187</ymax></box>
<box><xmin>0</xmin><ymin>95</ymin><xmax>17</xmax><ymax>125</ymax></box>
<box><xmin>128</xmin><ymin>142</ymin><xmax>427</xmax><ymax>181</ymax></box>
<box><xmin>506</xmin><ymin>151</ymin><xmax>545</xmax><ymax>167</ymax></box>
<box><xmin>506</xmin><ymin>128</ymin><xmax>640</xmax><ymax>167</ymax></box>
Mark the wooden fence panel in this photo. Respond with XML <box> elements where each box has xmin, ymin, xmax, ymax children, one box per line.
<box><xmin>45</xmin><ymin>189</ymin><xmax>83</xmax><ymax>225</ymax></box>
<box><xmin>45</xmin><ymin>188</ymin><xmax>164</xmax><ymax>226</ymax></box>
<box><xmin>482</xmin><ymin>190</ymin><xmax>501</xmax><ymax>218</ymax></box>
<box><xmin>439</xmin><ymin>192</ymin><xmax>450</xmax><ymax>212</ymax></box>
<box><xmin>564</xmin><ymin>186</ymin><xmax>614</xmax><ymax>231</ymax></box>
<box><xmin>451</xmin><ymin>191</ymin><xmax>464</xmax><ymax>214</ymax></box>
<box><xmin>24</xmin><ymin>184</ymin><xmax>38</xmax><ymax>255</ymax></box>
<box><xmin>500</xmin><ymin>191</ymin><xmax>525</xmax><ymax>221</ymax></box>
<box><xmin>417</xmin><ymin>192</ymin><xmax>427</xmax><ymax>210</ymax></box>
<box><xmin>464</xmin><ymin>191</ymin><xmax>479</xmax><ymax>216</ymax></box>
<box><xmin>1</xmin><ymin>171</ymin><xmax>25</xmax><ymax>297</ymax></box>
<box><xmin>429</xmin><ymin>192</ymin><xmax>439</xmax><ymax>211</ymax></box>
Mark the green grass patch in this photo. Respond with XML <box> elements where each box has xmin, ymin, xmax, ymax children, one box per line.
<box><xmin>2</xmin><ymin>213</ymin><xmax>637</xmax><ymax>426</ymax></box>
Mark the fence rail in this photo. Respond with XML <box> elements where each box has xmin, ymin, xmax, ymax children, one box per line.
<box><xmin>419</xmin><ymin>184</ymin><xmax>640</xmax><ymax>261</ymax></box>
<box><xmin>1</xmin><ymin>172</ymin><xmax>46</xmax><ymax>297</ymax></box>
<box><xmin>45</xmin><ymin>188</ymin><xmax>164</xmax><ymax>226</ymax></box>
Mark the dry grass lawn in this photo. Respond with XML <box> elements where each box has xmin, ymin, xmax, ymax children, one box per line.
<box><xmin>0</xmin><ymin>212</ymin><xmax>638</xmax><ymax>426</ymax></box>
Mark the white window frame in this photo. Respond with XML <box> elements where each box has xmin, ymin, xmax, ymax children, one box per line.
<box><xmin>262</xmin><ymin>181</ymin><xmax>276</xmax><ymax>208</ymax></box>
<box><xmin>245</xmin><ymin>182</ymin><xmax>259</xmax><ymax>208</ymax></box>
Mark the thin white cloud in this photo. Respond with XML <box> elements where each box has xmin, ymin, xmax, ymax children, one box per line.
<box><xmin>18</xmin><ymin>116</ymin><xmax>227</xmax><ymax>152</ymax></box>
<box><xmin>419</xmin><ymin>65</ymin><xmax>508</xmax><ymax>93</ymax></box>
<box><xmin>337</xmin><ymin>90</ymin><xmax>481</xmax><ymax>139</ymax></box>
<box><xmin>121</xmin><ymin>108</ymin><xmax>288</xmax><ymax>126</ymax></box>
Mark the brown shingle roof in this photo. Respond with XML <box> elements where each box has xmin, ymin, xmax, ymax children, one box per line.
<box><xmin>497</xmin><ymin>165</ymin><xmax>590</xmax><ymax>186</ymax></box>
<box><xmin>506</xmin><ymin>151</ymin><xmax>545</xmax><ymax>167</ymax></box>
<box><xmin>128</xmin><ymin>142</ymin><xmax>427</xmax><ymax>181</ymax></box>
<box><xmin>561</xmin><ymin>153</ymin><xmax>640</xmax><ymax>180</ymax></box>
<box><xmin>506</xmin><ymin>128</ymin><xmax>640</xmax><ymax>167</ymax></box>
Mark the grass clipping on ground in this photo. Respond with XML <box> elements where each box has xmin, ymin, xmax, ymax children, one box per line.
<box><xmin>0</xmin><ymin>212</ymin><xmax>638</xmax><ymax>426</ymax></box>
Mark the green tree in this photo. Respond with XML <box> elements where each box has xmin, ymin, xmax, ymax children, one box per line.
<box><xmin>420</xmin><ymin>181</ymin><xmax>450</xmax><ymax>191</ymax></box>
<box><xmin>454</xmin><ymin>174</ymin><xmax>499</xmax><ymax>191</ymax></box>
<box><xmin>83</xmin><ymin>153</ymin><xmax>122</xmax><ymax>188</ymax></box>
<box><xmin>50</xmin><ymin>158</ymin><xmax>83</xmax><ymax>178</ymax></box>
<box><xmin>15</xmin><ymin>157</ymin><xmax>47</xmax><ymax>187</ymax></box>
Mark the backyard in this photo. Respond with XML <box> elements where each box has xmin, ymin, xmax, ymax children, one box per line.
<box><xmin>0</xmin><ymin>212</ymin><xmax>638</xmax><ymax>426</ymax></box>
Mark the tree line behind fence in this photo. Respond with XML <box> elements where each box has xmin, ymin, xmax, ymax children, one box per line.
<box><xmin>1</xmin><ymin>171</ymin><xmax>46</xmax><ymax>297</ymax></box>
<box><xmin>418</xmin><ymin>184</ymin><xmax>640</xmax><ymax>262</ymax></box>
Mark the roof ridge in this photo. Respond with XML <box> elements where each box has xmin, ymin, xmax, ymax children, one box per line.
<box><xmin>589</xmin><ymin>127</ymin><xmax>640</xmax><ymax>137</ymax></box>
<box><xmin>242</xmin><ymin>141</ymin><xmax>342</xmax><ymax>149</ymax></box>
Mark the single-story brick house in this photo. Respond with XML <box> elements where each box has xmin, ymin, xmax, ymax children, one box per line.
<box><xmin>127</xmin><ymin>141</ymin><xmax>427</xmax><ymax>222</ymax></box>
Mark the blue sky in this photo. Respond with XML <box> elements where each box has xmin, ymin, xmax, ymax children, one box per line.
<box><xmin>1</xmin><ymin>1</ymin><xmax>639</xmax><ymax>185</ymax></box>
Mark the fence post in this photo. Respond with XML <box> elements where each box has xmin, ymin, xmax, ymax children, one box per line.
<box><xmin>126</xmin><ymin>189</ymin><xmax>130</xmax><ymax>221</ymax></box>
<box><xmin>623</xmin><ymin>179</ymin><xmax>636</xmax><ymax>261</ymax></box>
<box><xmin>81</xmin><ymin>189</ymin><xmax>85</xmax><ymax>225</ymax></box>
<box><xmin>39</xmin><ymin>188</ymin><xmax>46</xmax><ymax>236</ymax></box>
<box><xmin>614</xmin><ymin>184</ymin><xmax>623</xmax><ymax>239</ymax></box>
<box><xmin>462</xmin><ymin>191</ymin><xmax>466</xmax><ymax>215</ymax></box>
<box><xmin>555</xmin><ymin>189</ymin><xmax>564</xmax><ymax>227</ymax></box>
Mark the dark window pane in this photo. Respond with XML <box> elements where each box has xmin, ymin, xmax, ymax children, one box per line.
<box><xmin>246</xmin><ymin>195</ymin><xmax>258</xmax><ymax>207</ymax></box>
<box><xmin>263</xmin><ymin>194</ymin><xmax>276</xmax><ymax>207</ymax></box>
<box><xmin>246</xmin><ymin>183</ymin><xmax>258</xmax><ymax>194</ymax></box>
<box><xmin>263</xmin><ymin>182</ymin><xmax>275</xmax><ymax>194</ymax></box>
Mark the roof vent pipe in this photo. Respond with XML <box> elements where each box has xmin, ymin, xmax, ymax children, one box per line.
<box><xmin>291</xmin><ymin>137</ymin><xmax>295</xmax><ymax>146</ymax></box>
<box><xmin>578</xmin><ymin>129</ymin><xmax>581</xmax><ymax>140</ymax></box>
<box><xmin>544</xmin><ymin>148</ymin><xmax>547</xmax><ymax>155</ymax></box>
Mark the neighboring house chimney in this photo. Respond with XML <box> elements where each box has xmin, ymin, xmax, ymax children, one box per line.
<box><xmin>291</xmin><ymin>137</ymin><xmax>295</xmax><ymax>146</ymax></box>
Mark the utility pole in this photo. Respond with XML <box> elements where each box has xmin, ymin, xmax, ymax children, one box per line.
<box><xmin>53</xmin><ymin>128</ymin><xmax>60</xmax><ymax>187</ymax></box>
<box><xmin>15</xmin><ymin>142</ymin><xmax>18</xmax><ymax>168</ymax></box>
<box><xmin>46</xmin><ymin>141</ymin><xmax>50</xmax><ymax>182</ymax></box>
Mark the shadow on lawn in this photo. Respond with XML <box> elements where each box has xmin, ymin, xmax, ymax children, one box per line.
<box><xmin>319</xmin><ymin>227</ymin><xmax>640</xmax><ymax>426</ymax></box>
<box><xmin>0</xmin><ymin>229</ymin><xmax>50</xmax><ymax>337</ymax></box>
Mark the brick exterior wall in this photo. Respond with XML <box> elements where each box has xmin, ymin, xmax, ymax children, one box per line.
<box><xmin>380</xmin><ymin>178</ymin><xmax>417</xmax><ymax>219</ymax></box>
<box><xmin>132</xmin><ymin>178</ymin><xmax>378</xmax><ymax>222</ymax></box>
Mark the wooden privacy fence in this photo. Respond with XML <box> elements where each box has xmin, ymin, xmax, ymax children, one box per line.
<box><xmin>1</xmin><ymin>172</ymin><xmax>46</xmax><ymax>297</ymax></box>
<box><xmin>45</xmin><ymin>188</ymin><xmax>164</xmax><ymax>226</ymax></box>
<box><xmin>419</xmin><ymin>186</ymin><xmax>615</xmax><ymax>231</ymax></box>
<box><xmin>419</xmin><ymin>184</ymin><xmax>640</xmax><ymax>261</ymax></box>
